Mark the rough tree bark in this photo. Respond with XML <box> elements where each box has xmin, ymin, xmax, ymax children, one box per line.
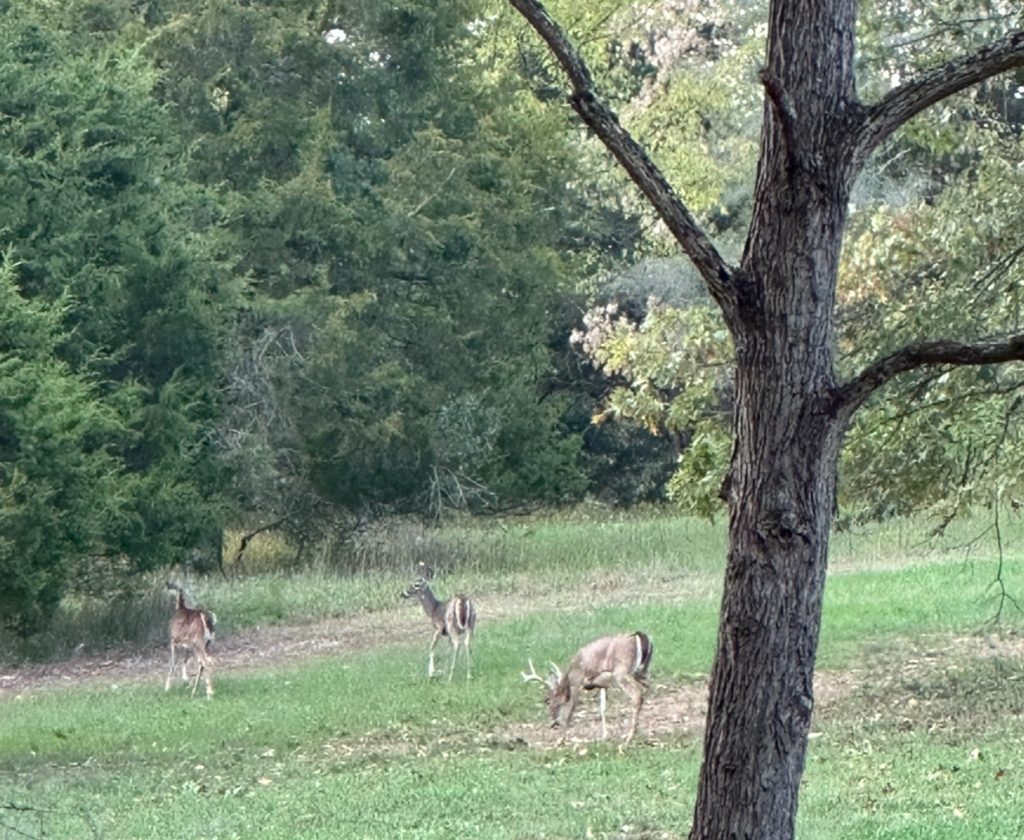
<box><xmin>509</xmin><ymin>1</ymin><xmax>1024</xmax><ymax>837</ymax></box>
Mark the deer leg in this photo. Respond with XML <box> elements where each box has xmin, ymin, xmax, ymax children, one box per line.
<box><xmin>203</xmin><ymin>654</ymin><xmax>214</xmax><ymax>699</ymax></box>
<box><xmin>617</xmin><ymin>677</ymin><xmax>645</xmax><ymax>745</ymax></box>
<box><xmin>447</xmin><ymin>632</ymin><xmax>460</xmax><ymax>683</ymax></box>
<box><xmin>189</xmin><ymin>648</ymin><xmax>203</xmax><ymax>697</ymax></box>
<box><xmin>464</xmin><ymin>626</ymin><xmax>473</xmax><ymax>681</ymax></box>
<box><xmin>428</xmin><ymin>629</ymin><xmax>442</xmax><ymax>678</ymax></box>
<box><xmin>166</xmin><ymin>643</ymin><xmax>177</xmax><ymax>691</ymax></box>
<box><xmin>190</xmin><ymin>650</ymin><xmax>214</xmax><ymax>699</ymax></box>
<box><xmin>598</xmin><ymin>688</ymin><xmax>608</xmax><ymax>740</ymax></box>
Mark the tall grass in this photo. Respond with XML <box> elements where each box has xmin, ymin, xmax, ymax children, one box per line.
<box><xmin>6</xmin><ymin>509</ymin><xmax>1023</xmax><ymax>664</ymax></box>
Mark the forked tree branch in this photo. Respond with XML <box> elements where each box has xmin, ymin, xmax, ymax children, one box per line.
<box><xmin>508</xmin><ymin>0</ymin><xmax>735</xmax><ymax>310</ymax></box>
<box><xmin>835</xmin><ymin>334</ymin><xmax>1024</xmax><ymax>419</ymax></box>
<box><xmin>852</xmin><ymin>29</ymin><xmax>1024</xmax><ymax>169</ymax></box>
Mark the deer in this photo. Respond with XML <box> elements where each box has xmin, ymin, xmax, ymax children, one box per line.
<box><xmin>400</xmin><ymin>578</ymin><xmax>476</xmax><ymax>681</ymax></box>
<box><xmin>165</xmin><ymin>582</ymin><xmax>216</xmax><ymax>699</ymax></box>
<box><xmin>522</xmin><ymin>631</ymin><xmax>653</xmax><ymax>746</ymax></box>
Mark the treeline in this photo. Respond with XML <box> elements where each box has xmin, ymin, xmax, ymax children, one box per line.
<box><xmin>2</xmin><ymin>0</ymin><xmax>1023</xmax><ymax>635</ymax></box>
<box><xmin>0</xmin><ymin>0</ymin><xmax>668</xmax><ymax>634</ymax></box>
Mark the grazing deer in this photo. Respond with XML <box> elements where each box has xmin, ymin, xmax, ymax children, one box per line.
<box><xmin>401</xmin><ymin>578</ymin><xmax>476</xmax><ymax>681</ymax></box>
<box><xmin>522</xmin><ymin>631</ymin><xmax>653</xmax><ymax>745</ymax></box>
<box><xmin>165</xmin><ymin>582</ymin><xmax>216</xmax><ymax>699</ymax></box>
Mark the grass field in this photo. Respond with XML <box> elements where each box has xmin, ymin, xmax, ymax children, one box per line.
<box><xmin>2</xmin><ymin>513</ymin><xmax>1024</xmax><ymax>838</ymax></box>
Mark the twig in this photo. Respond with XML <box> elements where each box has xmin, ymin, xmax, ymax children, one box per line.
<box><xmin>986</xmin><ymin>499</ymin><xmax>1024</xmax><ymax>624</ymax></box>
<box><xmin>406</xmin><ymin>167</ymin><xmax>458</xmax><ymax>218</ymax></box>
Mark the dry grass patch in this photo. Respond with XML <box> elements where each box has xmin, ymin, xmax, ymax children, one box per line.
<box><xmin>814</xmin><ymin>631</ymin><xmax>1024</xmax><ymax>736</ymax></box>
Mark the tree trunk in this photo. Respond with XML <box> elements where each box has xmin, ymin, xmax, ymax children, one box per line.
<box><xmin>690</xmin><ymin>1</ymin><xmax>856</xmax><ymax>833</ymax></box>
<box><xmin>691</xmin><ymin>306</ymin><xmax>846</xmax><ymax>837</ymax></box>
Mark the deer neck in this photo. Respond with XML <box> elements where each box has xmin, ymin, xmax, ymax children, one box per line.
<box><xmin>418</xmin><ymin>588</ymin><xmax>444</xmax><ymax>622</ymax></box>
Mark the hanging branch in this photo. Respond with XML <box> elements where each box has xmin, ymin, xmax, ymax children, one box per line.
<box><xmin>508</xmin><ymin>0</ymin><xmax>736</xmax><ymax>313</ymax></box>
<box><xmin>229</xmin><ymin>519</ymin><xmax>287</xmax><ymax>576</ymax></box>
<box><xmin>987</xmin><ymin>498</ymin><xmax>1023</xmax><ymax>624</ymax></box>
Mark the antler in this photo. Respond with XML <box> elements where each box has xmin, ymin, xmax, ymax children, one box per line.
<box><xmin>521</xmin><ymin>658</ymin><xmax>546</xmax><ymax>684</ymax></box>
<box><xmin>520</xmin><ymin>658</ymin><xmax>562</xmax><ymax>689</ymax></box>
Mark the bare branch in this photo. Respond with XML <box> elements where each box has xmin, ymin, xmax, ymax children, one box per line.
<box><xmin>508</xmin><ymin>0</ymin><xmax>735</xmax><ymax>310</ymax></box>
<box><xmin>407</xmin><ymin>167</ymin><xmax>458</xmax><ymax>218</ymax></box>
<box><xmin>853</xmin><ymin>28</ymin><xmax>1024</xmax><ymax>167</ymax></box>
<box><xmin>986</xmin><ymin>500</ymin><xmax>1024</xmax><ymax>624</ymax></box>
<box><xmin>835</xmin><ymin>333</ymin><xmax>1024</xmax><ymax>418</ymax></box>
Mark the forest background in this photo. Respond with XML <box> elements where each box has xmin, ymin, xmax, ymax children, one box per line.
<box><xmin>2</xmin><ymin>0</ymin><xmax>1023</xmax><ymax>643</ymax></box>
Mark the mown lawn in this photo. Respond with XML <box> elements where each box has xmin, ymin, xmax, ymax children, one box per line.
<box><xmin>2</xmin><ymin>514</ymin><xmax>1023</xmax><ymax>838</ymax></box>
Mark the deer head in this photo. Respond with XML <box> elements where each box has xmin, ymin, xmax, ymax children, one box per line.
<box><xmin>521</xmin><ymin>659</ymin><xmax>568</xmax><ymax>725</ymax></box>
<box><xmin>522</xmin><ymin>632</ymin><xmax>653</xmax><ymax>744</ymax></box>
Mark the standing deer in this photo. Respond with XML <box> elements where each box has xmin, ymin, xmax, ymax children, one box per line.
<box><xmin>401</xmin><ymin>578</ymin><xmax>476</xmax><ymax>681</ymax></box>
<box><xmin>522</xmin><ymin>631</ymin><xmax>653</xmax><ymax>745</ymax></box>
<box><xmin>165</xmin><ymin>582</ymin><xmax>216</xmax><ymax>699</ymax></box>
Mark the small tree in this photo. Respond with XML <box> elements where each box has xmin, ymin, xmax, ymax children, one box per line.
<box><xmin>510</xmin><ymin>0</ymin><xmax>1024</xmax><ymax>836</ymax></box>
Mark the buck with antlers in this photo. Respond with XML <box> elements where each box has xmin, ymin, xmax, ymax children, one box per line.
<box><xmin>401</xmin><ymin>578</ymin><xmax>476</xmax><ymax>681</ymax></box>
<box><xmin>522</xmin><ymin>631</ymin><xmax>653</xmax><ymax>745</ymax></box>
<box><xmin>165</xmin><ymin>582</ymin><xmax>216</xmax><ymax>699</ymax></box>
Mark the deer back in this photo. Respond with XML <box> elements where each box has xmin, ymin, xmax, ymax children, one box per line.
<box><xmin>167</xmin><ymin>582</ymin><xmax>214</xmax><ymax>649</ymax></box>
<box><xmin>170</xmin><ymin>607</ymin><xmax>209</xmax><ymax>646</ymax></box>
<box><xmin>571</xmin><ymin>632</ymin><xmax>653</xmax><ymax>686</ymax></box>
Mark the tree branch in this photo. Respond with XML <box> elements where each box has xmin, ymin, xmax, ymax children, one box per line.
<box><xmin>834</xmin><ymin>334</ymin><xmax>1024</xmax><ymax>419</ymax></box>
<box><xmin>853</xmin><ymin>28</ymin><xmax>1024</xmax><ymax>168</ymax></box>
<box><xmin>508</xmin><ymin>0</ymin><xmax>735</xmax><ymax>310</ymax></box>
<box><xmin>759</xmin><ymin>68</ymin><xmax>800</xmax><ymax>171</ymax></box>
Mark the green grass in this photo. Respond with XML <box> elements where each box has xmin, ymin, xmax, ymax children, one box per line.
<box><xmin>800</xmin><ymin>728</ymin><xmax>1024</xmax><ymax>839</ymax></box>
<box><xmin>3</xmin><ymin>512</ymin><xmax>1024</xmax><ymax>838</ymax></box>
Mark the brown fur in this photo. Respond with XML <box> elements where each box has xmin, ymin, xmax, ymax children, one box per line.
<box><xmin>524</xmin><ymin>631</ymin><xmax>653</xmax><ymax>745</ymax></box>
<box><xmin>165</xmin><ymin>582</ymin><xmax>215</xmax><ymax>699</ymax></box>
<box><xmin>402</xmin><ymin>579</ymin><xmax>477</xmax><ymax>681</ymax></box>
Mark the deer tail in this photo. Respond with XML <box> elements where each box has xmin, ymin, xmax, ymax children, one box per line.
<box><xmin>452</xmin><ymin>596</ymin><xmax>471</xmax><ymax>631</ymax></box>
<box><xmin>632</xmin><ymin>631</ymin><xmax>653</xmax><ymax>676</ymax></box>
<box><xmin>202</xmin><ymin>610</ymin><xmax>217</xmax><ymax>642</ymax></box>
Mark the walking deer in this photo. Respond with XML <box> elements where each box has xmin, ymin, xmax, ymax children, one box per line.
<box><xmin>165</xmin><ymin>582</ymin><xmax>216</xmax><ymax>699</ymax></box>
<box><xmin>401</xmin><ymin>578</ymin><xmax>476</xmax><ymax>681</ymax></box>
<box><xmin>522</xmin><ymin>631</ymin><xmax>653</xmax><ymax>745</ymax></box>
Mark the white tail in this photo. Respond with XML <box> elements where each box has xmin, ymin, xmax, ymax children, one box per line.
<box><xmin>522</xmin><ymin>631</ymin><xmax>653</xmax><ymax>745</ymax></box>
<box><xmin>401</xmin><ymin>578</ymin><xmax>477</xmax><ymax>681</ymax></box>
<box><xmin>165</xmin><ymin>582</ymin><xmax>215</xmax><ymax>699</ymax></box>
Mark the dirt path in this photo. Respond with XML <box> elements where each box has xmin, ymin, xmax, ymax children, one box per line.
<box><xmin>0</xmin><ymin>574</ymin><xmax>703</xmax><ymax>701</ymax></box>
<box><xmin>0</xmin><ymin>587</ymin><xmax>715</xmax><ymax>746</ymax></box>
<box><xmin>4</xmin><ymin>593</ymin><xmax>1021</xmax><ymax>751</ymax></box>
<box><xmin>0</xmin><ymin>607</ymin><xmax>431</xmax><ymax>700</ymax></box>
